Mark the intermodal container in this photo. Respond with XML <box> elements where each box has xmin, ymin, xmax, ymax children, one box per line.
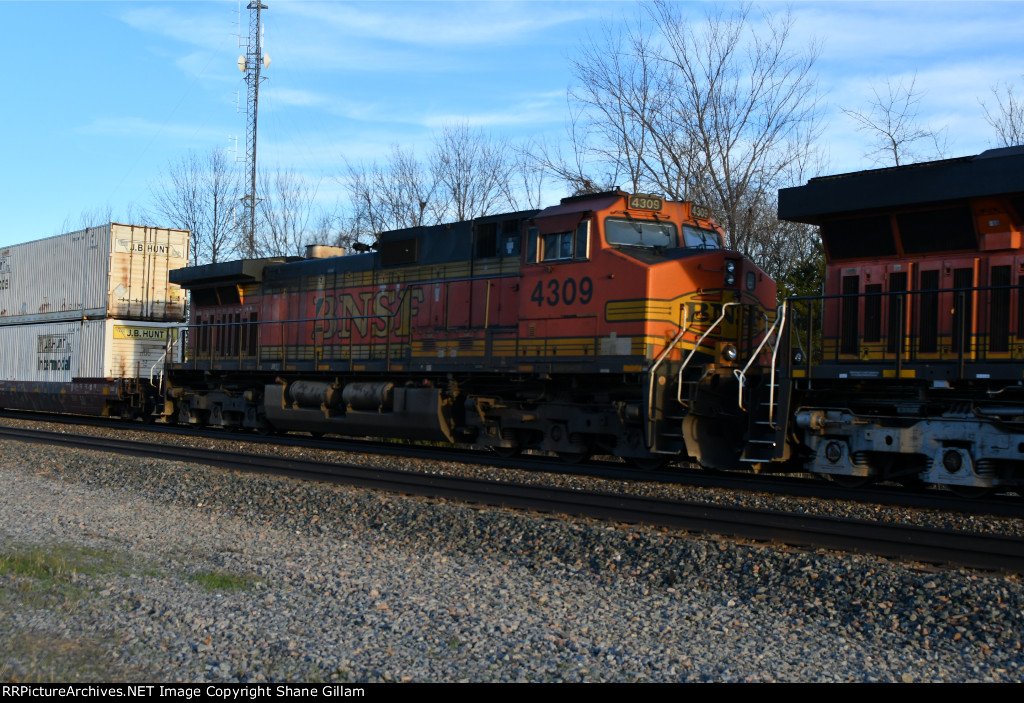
<box><xmin>0</xmin><ymin>319</ymin><xmax>182</xmax><ymax>383</ymax></box>
<box><xmin>0</xmin><ymin>223</ymin><xmax>189</xmax><ymax>324</ymax></box>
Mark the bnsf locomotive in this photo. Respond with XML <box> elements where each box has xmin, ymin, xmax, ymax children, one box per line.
<box><xmin>6</xmin><ymin>149</ymin><xmax>1022</xmax><ymax>495</ymax></box>
<box><xmin>162</xmin><ymin>190</ymin><xmax>777</xmax><ymax>469</ymax></box>
<box><xmin>759</xmin><ymin>145</ymin><xmax>1024</xmax><ymax>495</ymax></box>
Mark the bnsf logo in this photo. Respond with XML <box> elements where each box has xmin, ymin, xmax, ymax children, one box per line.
<box><xmin>312</xmin><ymin>288</ymin><xmax>425</xmax><ymax>339</ymax></box>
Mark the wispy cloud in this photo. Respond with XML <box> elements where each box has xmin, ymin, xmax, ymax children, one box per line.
<box><xmin>421</xmin><ymin>90</ymin><xmax>569</xmax><ymax>129</ymax></box>
<box><xmin>279</xmin><ymin>1</ymin><xmax>589</xmax><ymax>48</ymax></box>
<box><xmin>263</xmin><ymin>87</ymin><xmax>330</xmax><ymax>108</ymax></box>
<box><xmin>78</xmin><ymin>116</ymin><xmax>226</xmax><ymax>145</ymax></box>
<box><xmin>119</xmin><ymin>5</ymin><xmax>233</xmax><ymax>52</ymax></box>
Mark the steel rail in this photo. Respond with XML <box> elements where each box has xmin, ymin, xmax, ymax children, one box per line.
<box><xmin>2</xmin><ymin>411</ymin><xmax>1023</xmax><ymax>519</ymax></box>
<box><xmin>2</xmin><ymin>426</ymin><xmax>1022</xmax><ymax>574</ymax></box>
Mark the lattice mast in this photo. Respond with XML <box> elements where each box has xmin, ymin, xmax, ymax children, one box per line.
<box><xmin>238</xmin><ymin>2</ymin><xmax>269</xmax><ymax>257</ymax></box>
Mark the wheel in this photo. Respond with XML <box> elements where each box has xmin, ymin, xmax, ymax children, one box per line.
<box><xmin>827</xmin><ymin>474</ymin><xmax>873</xmax><ymax>489</ymax></box>
<box><xmin>491</xmin><ymin>445</ymin><xmax>521</xmax><ymax>459</ymax></box>
<box><xmin>556</xmin><ymin>450</ymin><xmax>591</xmax><ymax>465</ymax></box>
<box><xmin>628</xmin><ymin>455</ymin><xmax>670</xmax><ymax>471</ymax></box>
<box><xmin>948</xmin><ymin>484</ymin><xmax>993</xmax><ymax>499</ymax></box>
<box><xmin>309</xmin><ymin>431</ymin><xmax>325</xmax><ymax>439</ymax></box>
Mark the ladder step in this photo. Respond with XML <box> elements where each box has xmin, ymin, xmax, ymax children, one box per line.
<box><xmin>748</xmin><ymin>439</ymin><xmax>777</xmax><ymax>446</ymax></box>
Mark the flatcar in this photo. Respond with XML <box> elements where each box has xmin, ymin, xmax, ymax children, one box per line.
<box><xmin>161</xmin><ymin>190</ymin><xmax>777</xmax><ymax>468</ymax></box>
<box><xmin>750</xmin><ymin>146</ymin><xmax>1024</xmax><ymax>495</ymax></box>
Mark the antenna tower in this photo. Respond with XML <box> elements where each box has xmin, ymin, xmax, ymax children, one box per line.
<box><xmin>238</xmin><ymin>1</ymin><xmax>270</xmax><ymax>257</ymax></box>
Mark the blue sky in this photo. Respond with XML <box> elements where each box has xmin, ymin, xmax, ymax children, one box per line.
<box><xmin>0</xmin><ymin>0</ymin><xmax>1022</xmax><ymax>248</ymax></box>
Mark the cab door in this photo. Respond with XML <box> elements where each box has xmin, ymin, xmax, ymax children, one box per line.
<box><xmin>518</xmin><ymin>217</ymin><xmax>595</xmax><ymax>360</ymax></box>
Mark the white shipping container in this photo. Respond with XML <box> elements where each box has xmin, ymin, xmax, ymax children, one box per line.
<box><xmin>0</xmin><ymin>318</ymin><xmax>182</xmax><ymax>383</ymax></box>
<box><xmin>0</xmin><ymin>223</ymin><xmax>189</xmax><ymax>324</ymax></box>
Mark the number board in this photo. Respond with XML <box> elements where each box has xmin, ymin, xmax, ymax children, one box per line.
<box><xmin>691</xmin><ymin>204</ymin><xmax>710</xmax><ymax>220</ymax></box>
<box><xmin>628</xmin><ymin>194</ymin><xmax>663</xmax><ymax>212</ymax></box>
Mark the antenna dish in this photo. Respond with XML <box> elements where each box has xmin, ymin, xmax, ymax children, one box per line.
<box><xmin>263</xmin><ymin>53</ymin><xmax>271</xmax><ymax>69</ymax></box>
<box><xmin>238</xmin><ymin>55</ymin><xmax>246</xmax><ymax>73</ymax></box>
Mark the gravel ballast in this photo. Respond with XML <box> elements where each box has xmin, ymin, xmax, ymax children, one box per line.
<box><xmin>0</xmin><ymin>437</ymin><xmax>1022</xmax><ymax>683</ymax></box>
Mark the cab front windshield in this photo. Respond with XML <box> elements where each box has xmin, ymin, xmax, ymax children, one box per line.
<box><xmin>682</xmin><ymin>225</ymin><xmax>721</xmax><ymax>250</ymax></box>
<box><xmin>604</xmin><ymin>218</ymin><xmax>722</xmax><ymax>250</ymax></box>
<box><xmin>604</xmin><ymin>218</ymin><xmax>676</xmax><ymax>248</ymax></box>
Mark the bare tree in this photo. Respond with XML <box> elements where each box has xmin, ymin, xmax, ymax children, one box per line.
<box><xmin>507</xmin><ymin>145</ymin><xmax>548</xmax><ymax>210</ymax></box>
<box><xmin>55</xmin><ymin>204</ymin><xmax>115</xmax><ymax>234</ymax></box>
<box><xmin>564</xmin><ymin>19</ymin><xmax>672</xmax><ymax>194</ymax></box>
<box><xmin>344</xmin><ymin>145</ymin><xmax>435</xmax><ymax>240</ymax></box>
<box><xmin>842</xmin><ymin>74</ymin><xmax>948</xmax><ymax>166</ymax></box>
<box><xmin>430</xmin><ymin>123</ymin><xmax>514</xmax><ymax>221</ymax></box>
<box><xmin>150</xmin><ymin>149</ymin><xmax>241</xmax><ymax>265</ymax></box>
<box><xmin>549</xmin><ymin>1</ymin><xmax>824</xmax><ymax>277</ymax></box>
<box><xmin>527</xmin><ymin>112</ymin><xmax>616</xmax><ymax>196</ymax></box>
<box><xmin>202</xmin><ymin>149</ymin><xmax>242</xmax><ymax>264</ymax></box>
<box><xmin>655</xmin><ymin>3</ymin><xmax>823</xmax><ymax>257</ymax></box>
<box><xmin>982</xmin><ymin>77</ymin><xmax>1024</xmax><ymax>147</ymax></box>
<box><xmin>257</xmin><ymin>167</ymin><xmax>336</xmax><ymax>258</ymax></box>
<box><xmin>342</xmin><ymin>124</ymin><xmax>536</xmax><ymax>244</ymax></box>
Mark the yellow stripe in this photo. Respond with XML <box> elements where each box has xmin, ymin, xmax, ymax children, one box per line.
<box><xmin>313</xmin><ymin>257</ymin><xmax>522</xmax><ymax>289</ymax></box>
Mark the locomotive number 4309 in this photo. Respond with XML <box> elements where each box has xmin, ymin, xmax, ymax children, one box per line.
<box><xmin>530</xmin><ymin>277</ymin><xmax>594</xmax><ymax>307</ymax></box>
<box><xmin>628</xmin><ymin>194</ymin><xmax>663</xmax><ymax>211</ymax></box>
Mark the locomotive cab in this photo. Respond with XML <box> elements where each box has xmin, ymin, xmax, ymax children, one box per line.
<box><xmin>497</xmin><ymin>190</ymin><xmax>777</xmax><ymax>464</ymax></box>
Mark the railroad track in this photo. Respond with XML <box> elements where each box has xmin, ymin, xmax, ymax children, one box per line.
<box><xmin>2</xmin><ymin>425</ymin><xmax>1022</xmax><ymax>574</ymax></box>
<box><xmin>2</xmin><ymin>410</ymin><xmax>1023</xmax><ymax>519</ymax></box>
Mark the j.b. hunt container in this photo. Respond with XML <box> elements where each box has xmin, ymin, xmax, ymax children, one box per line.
<box><xmin>0</xmin><ymin>318</ymin><xmax>181</xmax><ymax>384</ymax></box>
<box><xmin>0</xmin><ymin>223</ymin><xmax>189</xmax><ymax>324</ymax></box>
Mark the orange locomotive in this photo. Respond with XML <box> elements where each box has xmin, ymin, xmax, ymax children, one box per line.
<box><xmin>762</xmin><ymin>146</ymin><xmax>1024</xmax><ymax>494</ymax></box>
<box><xmin>164</xmin><ymin>190</ymin><xmax>777</xmax><ymax>468</ymax></box>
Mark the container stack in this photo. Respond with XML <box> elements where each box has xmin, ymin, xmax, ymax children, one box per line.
<box><xmin>0</xmin><ymin>223</ymin><xmax>190</xmax><ymax>383</ymax></box>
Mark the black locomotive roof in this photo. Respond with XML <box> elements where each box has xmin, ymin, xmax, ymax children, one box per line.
<box><xmin>261</xmin><ymin>209</ymin><xmax>539</xmax><ymax>282</ymax></box>
<box><xmin>170</xmin><ymin>257</ymin><xmax>298</xmax><ymax>287</ymax></box>
<box><xmin>778</xmin><ymin>146</ymin><xmax>1024</xmax><ymax>224</ymax></box>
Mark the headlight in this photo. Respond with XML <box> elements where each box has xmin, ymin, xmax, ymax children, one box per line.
<box><xmin>722</xmin><ymin>345</ymin><xmax>738</xmax><ymax>362</ymax></box>
<box><xmin>725</xmin><ymin>260</ymin><xmax>737</xmax><ymax>273</ymax></box>
<box><xmin>725</xmin><ymin>272</ymin><xmax>736</xmax><ymax>286</ymax></box>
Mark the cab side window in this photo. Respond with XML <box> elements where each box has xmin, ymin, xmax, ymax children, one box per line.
<box><xmin>532</xmin><ymin>220</ymin><xmax>590</xmax><ymax>263</ymax></box>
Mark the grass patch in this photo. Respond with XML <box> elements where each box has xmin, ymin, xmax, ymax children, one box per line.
<box><xmin>189</xmin><ymin>569</ymin><xmax>255</xmax><ymax>592</ymax></box>
<box><xmin>0</xmin><ymin>544</ymin><xmax>134</xmax><ymax>584</ymax></box>
<box><xmin>0</xmin><ymin>631</ymin><xmax>144</xmax><ymax>683</ymax></box>
<box><xmin>0</xmin><ymin>543</ymin><xmax>159</xmax><ymax>681</ymax></box>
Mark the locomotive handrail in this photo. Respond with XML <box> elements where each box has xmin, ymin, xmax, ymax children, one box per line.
<box><xmin>151</xmin><ymin>353</ymin><xmax>166</xmax><ymax>391</ymax></box>
<box><xmin>645</xmin><ymin>308</ymin><xmax>689</xmax><ymax>448</ymax></box>
<box><xmin>734</xmin><ymin>303</ymin><xmax>786</xmax><ymax>421</ymax></box>
<box><xmin>676</xmin><ymin>301</ymin><xmax>746</xmax><ymax>405</ymax></box>
<box><xmin>181</xmin><ymin>288</ymin><xmax>415</xmax><ymax>369</ymax></box>
<box><xmin>782</xmin><ymin>281</ymin><xmax>1015</xmax><ymax>374</ymax></box>
<box><xmin>152</xmin><ymin>326</ymin><xmax>185</xmax><ymax>393</ymax></box>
